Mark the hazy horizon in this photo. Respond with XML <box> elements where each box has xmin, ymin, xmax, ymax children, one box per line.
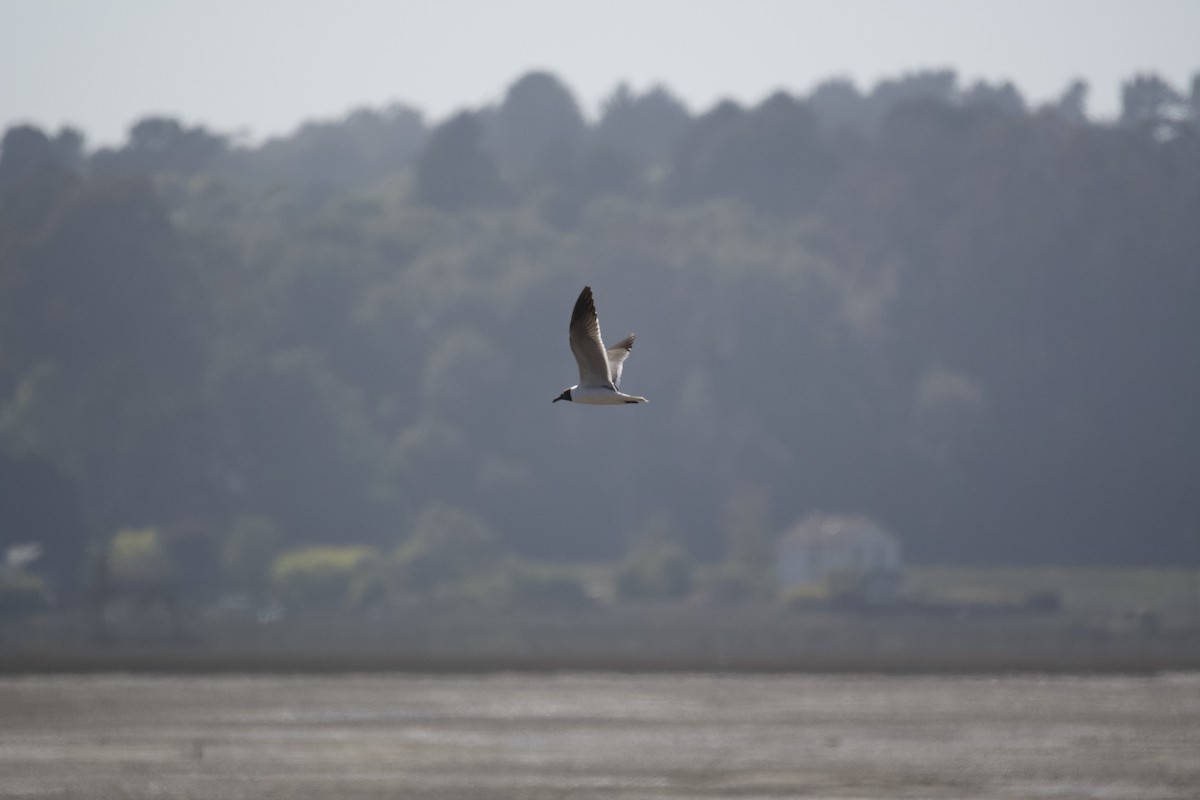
<box><xmin>3</xmin><ymin>0</ymin><xmax>1198</xmax><ymax>146</ymax></box>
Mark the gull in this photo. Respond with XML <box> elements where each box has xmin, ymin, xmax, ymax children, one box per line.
<box><xmin>553</xmin><ymin>286</ymin><xmax>648</xmax><ymax>404</ymax></box>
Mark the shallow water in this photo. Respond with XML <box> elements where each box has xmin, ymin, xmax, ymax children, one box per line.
<box><xmin>1</xmin><ymin>672</ymin><xmax>1198</xmax><ymax>799</ymax></box>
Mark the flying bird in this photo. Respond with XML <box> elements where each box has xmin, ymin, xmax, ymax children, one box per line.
<box><xmin>553</xmin><ymin>286</ymin><xmax>648</xmax><ymax>405</ymax></box>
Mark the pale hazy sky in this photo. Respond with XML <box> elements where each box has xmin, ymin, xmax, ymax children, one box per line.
<box><xmin>3</xmin><ymin>0</ymin><xmax>1197</xmax><ymax>147</ymax></box>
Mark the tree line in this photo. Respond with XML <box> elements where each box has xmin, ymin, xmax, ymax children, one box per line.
<box><xmin>2</xmin><ymin>68</ymin><xmax>1199</xmax><ymax>603</ymax></box>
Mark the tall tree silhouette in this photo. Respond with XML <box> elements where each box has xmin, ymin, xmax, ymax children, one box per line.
<box><xmin>415</xmin><ymin>112</ymin><xmax>507</xmax><ymax>210</ymax></box>
<box><xmin>491</xmin><ymin>71</ymin><xmax>586</xmax><ymax>186</ymax></box>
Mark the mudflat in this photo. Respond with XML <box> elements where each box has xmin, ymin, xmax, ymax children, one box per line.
<box><xmin>2</xmin><ymin>672</ymin><xmax>1198</xmax><ymax>798</ymax></box>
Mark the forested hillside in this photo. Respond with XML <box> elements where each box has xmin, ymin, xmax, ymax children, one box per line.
<box><xmin>2</xmin><ymin>69</ymin><xmax>1198</xmax><ymax>598</ymax></box>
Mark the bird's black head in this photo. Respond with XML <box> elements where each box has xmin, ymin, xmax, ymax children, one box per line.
<box><xmin>553</xmin><ymin>389</ymin><xmax>572</xmax><ymax>403</ymax></box>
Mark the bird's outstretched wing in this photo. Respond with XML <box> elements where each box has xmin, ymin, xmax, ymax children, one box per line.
<box><xmin>605</xmin><ymin>334</ymin><xmax>635</xmax><ymax>389</ymax></box>
<box><xmin>569</xmin><ymin>286</ymin><xmax>615</xmax><ymax>388</ymax></box>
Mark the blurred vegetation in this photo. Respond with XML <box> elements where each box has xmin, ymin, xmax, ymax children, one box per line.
<box><xmin>2</xmin><ymin>68</ymin><xmax>1199</xmax><ymax>612</ymax></box>
<box><xmin>108</xmin><ymin>528</ymin><xmax>170</xmax><ymax>581</ymax></box>
<box><xmin>904</xmin><ymin>566</ymin><xmax>1200</xmax><ymax>614</ymax></box>
<box><xmin>221</xmin><ymin>514</ymin><xmax>283</xmax><ymax>597</ymax></box>
<box><xmin>0</xmin><ymin>571</ymin><xmax>53</xmax><ymax>615</ymax></box>
<box><xmin>491</xmin><ymin>559</ymin><xmax>595</xmax><ymax>611</ymax></box>
<box><xmin>270</xmin><ymin>546</ymin><xmax>377</xmax><ymax>609</ymax></box>
<box><xmin>616</xmin><ymin>539</ymin><xmax>695</xmax><ymax>601</ymax></box>
<box><xmin>393</xmin><ymin>504</ymin><xmax>498</xmax><ymax>596</ymax></box>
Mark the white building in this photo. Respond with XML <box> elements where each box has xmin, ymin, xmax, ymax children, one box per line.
<box><xmin>775</xmin><ymin>514</ymin><xmax>902</xmax><ymax>597</ymax></box>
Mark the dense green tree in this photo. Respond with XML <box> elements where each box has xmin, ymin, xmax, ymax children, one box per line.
<box><xmin>0</xmin><ymin>147</ymin><xmax>214</xmax><ymax>541</ymax></box>
<box><xmin>1051</xmin><ymin>79</ymin><xmax>1089</xmax><ymax>123</ymax></box>
<box><xmin>808</xmin><ymin>78</ymin><xmax>869</xmax><ymax>133</ymax></box>
<box><xmin>394</xmin><ymin>504</ymin><xmax>497</xmax><ymax>595</ymax></box>
<box><xmin>0</xmin><ymin>454</ymin><xmax>86</xmax><ymax>598</ymax></box>
<box><xmin>962</xmin><ymin>80</ymin><xmax>1026</xmax><ymax>114</ymax></box>
<box><xmin>0</xmin><ymin>126</ymin><xmax>79</xmax><ymax>250</ymax></box>
<box><xmin>490</xmin><ymin>71</ymin><xmax>587</xmax><ymax>186</ymax></box>
<box><xmin>270</xmin><ymin>545</ymin><xmax>377</xmax><ymax>609</ymax></box>
<box><xmin>207</xmin><ymin>346</ymin><xmax>395</xmax><ymax>545</ymax></box>
<box><xmin>667</xmin><ymin>92</ymin><xmax>832</xmax><ymax>214</ymax></box>
<box><xmin>11</xmin><ymin>177</ymin><xmax>202</xmax><ymax>370</ymax></box>
<box><xmin>870</xmin><ymin>69</ymin><xmax>959</xmax><ymax>112</ymax></box>
<box><xmin>91</xmin><ymin>116</ymin><xmax>227</xmax><ymax>176</ymax></box>
<box><xmin>221</xmin><ymin>513</ymin><xmax>283</xmax><ymax>597</ymax></box>
<box><xmin>224</xmin><ymin>105</ymin><xmax>427</xmax><ymax>189</ymax></box>
<box><xmin>414</xmin><ymin>112</ymin><xmax>507</xmax><ymax>210</ymax></box>
<box><xmin>594</xmin><ymin>83</ymin><xmax>690</xmax><ymax>167</ymax></box>
<box><xmin>616</xmin><ymin>538</ymin><xmax>695</xmax><ymax>601</ymax></box>
<box><xmin>723</xmin><ymin>484</ymin><xmax>774</xmax><ymax>580</ymax></box>
<box><xmin>1120</xmin><ymin>73</ymin><xmax>1183</xmax><ymax>127</ymax></box>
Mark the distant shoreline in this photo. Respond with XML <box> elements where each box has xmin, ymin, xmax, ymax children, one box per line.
<box><xmin>5</xmin><ymin>643</ymin><xmax>1199</xmax><ymax>677</ymax></box>
<box><xmin>7</xmin><ymin>599</ymin><xmax>1200</xmax><ymax>676</ymax></box>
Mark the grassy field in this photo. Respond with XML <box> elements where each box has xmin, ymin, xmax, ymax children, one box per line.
<box><xmin>902</xmin><ymin>566</ymin><xmax>1200</xmax><ymax>615</ymax></box>
<box><xmin>3</xmin><ymin>567</ymin><xmax>1199</xmax><ymax>674</ymax></box>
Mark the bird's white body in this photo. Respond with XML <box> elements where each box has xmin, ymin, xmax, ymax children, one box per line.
<box><xmin>554</xmin><ymin>286</ymin><xmax>648</xmax><ymax>405</ymax></box>
<box><xmin>563</xmin><ymin>385</ymin><xmax>648</xmax><ymax>405</ymax></box>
